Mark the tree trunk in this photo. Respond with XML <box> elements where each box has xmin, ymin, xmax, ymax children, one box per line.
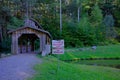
<box><xmin>0</xmin><ymin>26</ymin><xmax>2</xmax><ymax>43</ymax></box>
<box><xmin>78</xmin><ymin>7</ymin><xmax>80</xmax><ymax>22</ymax></box>
<box><xmin>77</xmin><ymin>6</ymin><xmax>81</xmax><ymax>22</ymax></box>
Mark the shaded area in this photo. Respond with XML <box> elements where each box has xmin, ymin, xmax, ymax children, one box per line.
<box><xmin>18</xmin><ymin>34</ymin><xmax>40</xmax><ymax>53</ymax></box>
<box><xmin>65</xmin><ymin>59</ymin><xmax>120</xmax><ymax>69</ymax></box>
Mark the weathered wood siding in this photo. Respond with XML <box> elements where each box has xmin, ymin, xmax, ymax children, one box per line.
<box><xmin>11</xmin><ymin>27</ymin><xmax>51</xmax><ymax>55</ymax></box>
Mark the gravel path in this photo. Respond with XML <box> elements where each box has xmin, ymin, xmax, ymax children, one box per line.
<box><xmin>0</xmin><ymin>54</ymin><xmax>42</xmax><ymax>80</ymax></box>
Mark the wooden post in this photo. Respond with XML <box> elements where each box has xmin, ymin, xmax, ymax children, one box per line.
<box><xmin>26</xmin><ymin>39</ymin><xmax>28</xmax><ymax>53</ymax></box>
<box><xmin>40</xmin><ymin>35</ymin><xmax>43</xmax><ymax>53</ymax></box>
<box><xmin>15</xmin><ymin>33</ymin><xmax>19</xmax><ymax>54</ymax></box>
<box><xmin>11</xmin><ymin>32</ymin><xmax>19</xmax><ymax>54</ymax></box>
<box><xmin>31</xmin><ymin>39</ymin><xmax>35</xmax><ymax>51</ymax></box>
<box><xmin>11</xmin><ymin>34</ymin><xmax>15</xmax><ymax>54</ymax></box>
<box><xmin>20</xmin><ymin>41</ymin><xmax>22</xmax><ymax>53</ymax></box>
<box><xmin>42</xmin><ymin>34</ymin><xmax>46</xmax><ymax>51</ymax></box>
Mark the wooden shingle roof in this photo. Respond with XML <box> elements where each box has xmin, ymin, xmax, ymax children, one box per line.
<box><xmin>8</xmin><ymin>18</ymin><xmax>52</xmax><ymax>38</ymax></box>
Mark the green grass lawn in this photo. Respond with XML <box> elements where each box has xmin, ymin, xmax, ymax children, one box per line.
<box><xmin>29</xmin><ymin>56</ymin><xmax>120</xmax><ymax>80</ymax></box>
<box><xmin>29</xmin><ymin>45</ymin><xmax>120</xmax><ymax>80</ymax></box>
<box><xmin>56</xmin><ymin>45</ymin><xmax>120</xmax><ymax>60</ymax></box>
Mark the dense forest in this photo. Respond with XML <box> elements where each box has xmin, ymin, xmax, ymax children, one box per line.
<box><xmin>0</xmin><ymin>0</ymin><xmax>120</xmax><ymax>52</ymax></box>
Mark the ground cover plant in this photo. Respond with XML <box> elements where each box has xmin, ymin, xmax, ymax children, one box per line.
<box><xmin>56</xmin><ymin>45</ymin><xmax>120</xmax><ymax>61</ymax></box>
<box><xmin>29</xmin><ymin>56</ymin><xmax>120</xmax><ymax>80</ymax></box>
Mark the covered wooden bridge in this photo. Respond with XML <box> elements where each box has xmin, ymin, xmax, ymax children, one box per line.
<box><xmin>8</xmin><ymin>19</ymin><xmax>51</xmax><ymax>56</ymax></box>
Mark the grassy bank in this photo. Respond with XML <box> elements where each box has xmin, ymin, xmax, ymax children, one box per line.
<box><xmin>29</xmin><ymin>56</ymin><xmax>120</xmax><ymax>80</ymax></box>
<box><xmin>72</xmin><ymin>60</ymin><xmax>120</xmax><ymax>69</ymax></box>
<box><xmin>56</xmin><ymin>45</ymin><xmax>120</xmax><ymax>60</ymax></box>
<box><xmin>74</xmin><ymin>60</ymin><xmax>120</xmax><ymax>65</ymax></box>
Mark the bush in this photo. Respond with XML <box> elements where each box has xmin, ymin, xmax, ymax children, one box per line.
<box><xmin>0</xmin><ymin>37</ymin><xmax>11</xmax><ymax>53</ymax></box>
<box><xmin>107</xmin><ymin>38</ymin><xmax>119</xmax><ymax>44</ymax></box>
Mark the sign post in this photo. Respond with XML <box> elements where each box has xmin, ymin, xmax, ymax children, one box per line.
<box><xmin>60</xmin><ymin>0</ymin><xmax>62</xmax><ymax>38</ymax></box>
<box><xmin>52</xmin><ymin>40</ymin><xmax>64</xmax><ymax>79</ymax></box>
<box><xmin>52</xmin><ymin>40</ymin><xmax>64</xmax><ymax>54</ymax></box>
<box><xmin>52</xmin><ymin>0</ymin><xmax>63</xmax><ymax>79</ymax></box>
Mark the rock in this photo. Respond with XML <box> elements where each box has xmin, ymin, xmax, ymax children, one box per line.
<box><xmin>79</xmin><ymin>48</ymin><xmax>85</xmax><ymax>51</ymax></box>
<box><xmin>1</xmin><ymin>53</ymin><xmax>6</xmax><ymax>57</ymax></box>
<box><xmin>91</xmin><ymin>46</ymin><xmax>97</xmax><ymax>50</ymax></box>
<box><xmin>7</xmin><ymin>54</ymin><xmax>11</xmax><ymax>56</ymax></box>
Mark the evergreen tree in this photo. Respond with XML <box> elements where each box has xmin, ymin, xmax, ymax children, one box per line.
<box><xmin>104</xmin><ymin>14</ymin><xmax>116</xmax><ymax>38</ymax></box>
<box><xmin>90</xmin><ymin>4</ymin><xmax>106</xmax><ymax>42</ymax></box>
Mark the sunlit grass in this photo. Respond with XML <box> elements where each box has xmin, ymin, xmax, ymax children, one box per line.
<box><xmin>29</xmin><ymin>56</ymin><xmax>120</xmax><ymax>80</ymax></box>
<box><xmin>57</xmin><ymin>45</ymin><xmax>120</xmax><ymax>60</ymax></box>
<box><xmin>29</xmin><ymin>45</ymin><xmax>120</xmax><ymax>80</ymax></box>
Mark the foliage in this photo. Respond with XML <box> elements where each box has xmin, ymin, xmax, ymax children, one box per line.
<box><xmin>104</xmin><ymin>14</ymin><xmax>114</xmax><ymax>27</ymax></box>
<box><xmin>62</xmin><ymin>20</ymin><xmax>83</xmax><ymax>47</ymax></box>
<box><xmin>8</xmin><ymin>17</ymin><xmax>24</xmax><ymax>29</ymax></box>
<box><xmin>90</xmin><ymin>4</ymin><xmax>103</xmax><ymax>25</ymax></box>
<box><xmin>0</xmin><ymin>37</ymin><xmax>11</xmax><ymax>53</ymax></box>
<box><xmin>0</xmin><ymin>0</ymin><xmax>120</xmax><ymax>48</ymax></box>
<box><xmin>77</xmin><ymin>16</ymin><xmax>96</xmax><ymax>45</ymax></box>
<box><xmin>103</xmin><ymin>14</ymin><xmax>116</xmax><ymax>38</ymax></box>
<box><xmin>90</xmin><ymin>4</ymin><xmax>106</xmax><ymax>42</ymax></box>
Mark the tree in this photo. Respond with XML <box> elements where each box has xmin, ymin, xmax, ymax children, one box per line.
<box><xmin>0</xmin><ymin>0</ymin><xmax>11</xmax><ymax>41</ymax></box>
<box><xmin>76</xmin><ymin>0</ymin><xmax>82</xmax><ymax>22</ymax></box>
<box><xmin>77</xmin><ymin>16</ymin><xmax>96</xmax><ymax>46</ymax></box>
<box><xmin>104</xmin><ymin>14</ymin><xmax>116</xmax><ymax>38</ymax></box>
<box><xmin>90</xmin><ymin>4</ymin><xmax>106</xmax><ymax>43</ymax></box>
<box><xmin>0</xmin><ymin>0</ymin><xmax>12</xmax><ymax>53</ymax></box>
<box><xmin>90</xmin><ymin>4</ymin><xmax>103</xmax><ymax>26</ymax></box>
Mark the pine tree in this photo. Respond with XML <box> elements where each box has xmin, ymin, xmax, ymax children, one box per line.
<box><xmin>104</xmin><ymin>14</ymin><xmax>116</xmax><ymax>38</ymax></box>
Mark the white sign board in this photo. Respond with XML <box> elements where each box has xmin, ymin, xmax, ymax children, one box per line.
<box><xmin>52</xmin><ymin>40</ymin><xmax>64</xmax><ymax>54</ymax></box>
